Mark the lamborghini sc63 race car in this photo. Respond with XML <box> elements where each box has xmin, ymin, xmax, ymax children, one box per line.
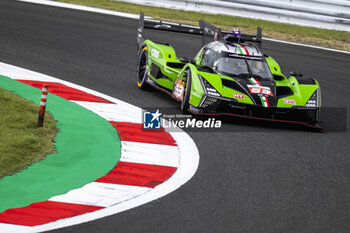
<box><xmin>136</xmin><ymin>13</ymin><xmax>321</xmax><ymax>127</ymax></box>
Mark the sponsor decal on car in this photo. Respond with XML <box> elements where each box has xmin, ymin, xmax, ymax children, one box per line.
<box><xmin>283</xmin><ymin>98</ymin><xmax>296</xmax><ymax>105</ymax></box>
<box><xmin>151</xmin><ymin>48</ymin><xmax>160</xmax><ymax>58</ymax></box>
<box><xmin>173</xmin><ymin>79</ymin><xmax>185</xmax><ymax>101</ymax></box>
<box><xmin>248</xmin><ymin>78</ymin><xmax>271</xmax><ymax>107</ymax></box>
<box><xmin>247</xmin><ymin>85</ymin><xmax>273</xmax><ymax>96</ymax></box>
<box><xmin>233</xmin><ymin>93</ymin><xmax>245</xmax><ymax>99</ymax></box>
<box><xmin>192</xmin><ymin>90</ymin><xmax>201</xmax><ymax>98</ymax></box>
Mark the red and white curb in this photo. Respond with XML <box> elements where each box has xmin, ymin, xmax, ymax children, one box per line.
<box><xmin>0</xmin><ymin>62</ymin><xmax>199</xmax><ymax>233</ymax></box>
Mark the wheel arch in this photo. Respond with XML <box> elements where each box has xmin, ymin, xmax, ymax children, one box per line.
<box><xmin>177</xmin><ymin>63</ymin><xmax>205</xmax><ymax>107</ymax></box>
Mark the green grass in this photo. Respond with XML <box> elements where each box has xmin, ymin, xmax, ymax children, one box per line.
<box><xmin>0</xmin><ymin>88</ymin><xmax>57</xmax><ymax>178</ymax></box>
<box><xmin>55</xmin><ymin>0</ymin><xmax>350</xmax><ymax>51</ymax></box>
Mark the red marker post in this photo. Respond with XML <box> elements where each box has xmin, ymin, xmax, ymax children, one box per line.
<box><xmin>214</xmin><ymin>29</ymin><xmax>218</xmax><ymax>41</ymax></box>
<box><xmin>38</xmin><ymin>84</ymin><xmax>49</xmax><ymax>127</ymax></box>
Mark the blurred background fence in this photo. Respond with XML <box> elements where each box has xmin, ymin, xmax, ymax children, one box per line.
<box><xmin>117</xmin><ymin>0</ymin><xmax>350</xmax><ymax>31</ymax></box>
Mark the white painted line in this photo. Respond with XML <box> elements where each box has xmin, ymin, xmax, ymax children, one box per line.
<box><xmin>18</xmin><ymin>0</ymin><xmax>140</xmax><ymax>19</ymax></box>
<box><xmin>0</xmin><ymin>224</ymin><xmax>30</xmax><ymax>233</ymax></box>
<box><xmin>263</xmin><ymin>37</ymin><xmax>350</xmax><ymax>55</ymax></box>
<box><xmin>0</xmin><ymin>65</ymin><xmax>52</xmax><ymax>82</ymax></box>
<box><xmin>169</xmin><ymin>131</ymin><xmax>200</xmax><ymax>187</ymax></box>
<box><xmin>50</xmin><ymin>183</ymin><xmax>151</xmax><ymax>207</ymax></box>
<box><xmin>16</xmin><ymin>0</ymin><xmax>350</xmax><ymax>54</ymax></box>
<box><xmin>120</xmin><ymin>141</ymin><xmax>180</xmax><ymax>167</ymax></box>
<box><xmin>73</xmin><ymin>101</ymin><xmax>143</xmax><ymax>124</ymax></box>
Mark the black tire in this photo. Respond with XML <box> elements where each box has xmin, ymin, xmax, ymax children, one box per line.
<box><xmin>181</xmin><ymin>69</ymin><xmax>192</xmax><ymax>113</ymax></box>
<box><xmin>136</xmin><ymin>46</ymin><xmax>149</xmax><ymax>90</ymax></box>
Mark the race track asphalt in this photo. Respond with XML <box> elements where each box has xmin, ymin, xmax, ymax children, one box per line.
<box><xmin>0</xmin><ymin>1</ymin><xmax>349</xmax><ymax>232</ymax></box>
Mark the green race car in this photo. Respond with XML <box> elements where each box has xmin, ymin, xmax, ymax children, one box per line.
<box><xmin>136</xmin><ymin>13</ymin><xmax>321</xmax><ymax>127</ymax></box>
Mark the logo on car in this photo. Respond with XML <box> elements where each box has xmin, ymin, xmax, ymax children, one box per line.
<box><xmin>283</xmin><ymin>98</ymin><xmax>296</xmax><ymax>105</ymax></box>
<box><xmin>247</xmin><ymin>85</ymin><xmax>273</xmax><ymax>96</ymax></box>
<box><xmin>151</xmin><ymin>49</ymin><xmax>160</xmax><ymax>58</ymax></box>
<box><xmin>233</xmin><ymin>93</ymin><xmax>245</xmax><ymax>99</ymax></box>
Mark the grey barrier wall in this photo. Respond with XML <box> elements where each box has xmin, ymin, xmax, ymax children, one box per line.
<box><xmin>117</xmin><ymin>0</ymin><xmax>350</xmax><ymax>31</ymax></box>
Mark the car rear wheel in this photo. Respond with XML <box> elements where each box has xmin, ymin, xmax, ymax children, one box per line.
<box><xmin>137</xmin><ymin>46</ymin><xmax>149</xmax><ymax>90</ymax></box>
<box><xmin>181</xmin><ymin>69</ymin><xmax>192</xmax><ymax>113</ymax></box>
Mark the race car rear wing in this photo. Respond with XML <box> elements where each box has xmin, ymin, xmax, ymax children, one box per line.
<box><xmin>137</xmin><ymin>12</ymin><xmax>145</xmax><ymax>52</ymax></box>
<box><xmin>137</xmin><ymin>12</ymin><xmax>262</xmax><ymax>51</ymax></box>
<box><xmin>199</xmin><ymin>19</ymin><xmax>222</xmax><ymax>45</ymax></box>
<box><xmin>198</xmin><ymin>19</ymin><xmax>261</xmax><ymax>46</ymax></box>
<box><xmin>137</xmin><ymin>12</ymin><xmax>202</xmax><ymax>51</ymax></box>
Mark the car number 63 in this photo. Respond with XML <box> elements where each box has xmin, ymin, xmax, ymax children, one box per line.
<box><xmin>173</xmin><ymin>80</ymin><xmax>185</xmax><ymax>100</ymax></box>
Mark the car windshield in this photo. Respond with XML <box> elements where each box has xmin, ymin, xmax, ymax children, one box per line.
<box><xmin>214</xmin><ymin>56</ymin><xmax>273</xmax><ymax>81</ymax></box>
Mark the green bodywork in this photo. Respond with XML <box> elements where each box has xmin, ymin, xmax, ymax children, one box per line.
<box><xmin>141</xmin><ymin>39</ymin><xmax>321</xmax><ymax>109</ymax></box>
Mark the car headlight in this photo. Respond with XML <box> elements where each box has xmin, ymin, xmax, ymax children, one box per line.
<box><xmin>305</xmin><ymin>89</ymin><xmax>319</xmax><ymax>108</ymax></box>
<box><xmin>198</xmin><ymin>74</ymin><xmax>221</xmax><ymax>97</ymax></box>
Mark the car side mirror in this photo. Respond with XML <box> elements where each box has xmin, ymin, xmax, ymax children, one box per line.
<box><xmin>290</xmin><ymin>72</ymin><xmax>304</xmax><ymax>77</ymax></box>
